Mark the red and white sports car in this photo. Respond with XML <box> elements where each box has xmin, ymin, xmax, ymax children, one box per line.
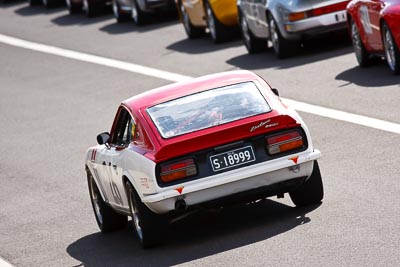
<box><xmin>347</xmin><ymin>0</ymin><xmax>400</xmax><ymax>74</ymax></box>
<box><xmin>85</xmin><ymin>70</ymin><xmax>323</xmax><ymax>248</ymax></box>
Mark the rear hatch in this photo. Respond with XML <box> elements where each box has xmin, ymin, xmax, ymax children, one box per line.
<box><xmin>142</xmin><ymin>81</ymin><xmax>308</xmax><ymax>187</ymax></box>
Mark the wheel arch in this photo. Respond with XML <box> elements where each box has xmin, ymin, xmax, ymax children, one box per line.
<box><xmin>176</xmin><ymin>0</ymin><xmax>183</xmax><ymax>22</ymax></box>
<box><xmin>122</xmin><ymin>173</ymin><xmax>143</xmax><ymax>202</ymax></box>
<box><xmin>205</xmin><ymin>0</ymin><xmax>237</xmax><ymax>27</ymax></box>
<box><xmin>85</xmin><ymin>164</ymin><xmax>108</xmax><ymax>203</ymax></box>
<box><xmin>379</xmin><ymin>17</ymin><xmax>388</xmax><ymax>44</ymax></box>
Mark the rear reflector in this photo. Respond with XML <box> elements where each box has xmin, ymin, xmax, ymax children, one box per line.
<box><xmin>160</xmin><ymin>158</ymin><xmax>197</xmax><ymax>183</ymax></box>
<box><xmin>266</xmin><ymin>131</ymin><xmax>304</xmax><ymax>155</ymax></box>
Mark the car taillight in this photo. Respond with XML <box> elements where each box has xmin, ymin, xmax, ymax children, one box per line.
<box><xmin>160</xmin><ymin>158</ymin><xmax>197</xmax><ymax>183</ymax></box>
<box><xmin>312</xmin><ymin>1</ymin><xmax>349</xmax><ymax>16</ymax></box>
<box><xmin>266</xmin><ymin>131</ymin><xmax>304</xmax><ymax>155</ymax></box>
<box><xmin>288</xmin><ymin>1</ymin><xmax>349</xmax><ymax>22</ymax></box>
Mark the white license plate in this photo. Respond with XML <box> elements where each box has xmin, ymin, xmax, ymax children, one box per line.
<box><xmin>210</xmin><ymin>146</ymin><xmax>256</xmax><ymax>172</ymax></box>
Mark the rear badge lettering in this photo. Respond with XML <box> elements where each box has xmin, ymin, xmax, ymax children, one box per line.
<box><xmin>250</xmin><ymin>119</ymin><xmax>279</xmax><ymax>132</ymax></box>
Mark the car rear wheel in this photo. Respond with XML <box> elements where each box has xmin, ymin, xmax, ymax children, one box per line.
<box><xmin>239</xmin><ymin>13</ymin><xmax>265</xmax><ymax>54</ymax></box>
<box><xmin>180</xmin><ymin>1</ymin><xmax>204</xmax><ymax>39</ymax></box>
<box><xmin>29</xmin><ymin>0</ymin><xmax>41</xmax><ymax>5</ymax></box>
<box><xmin>87</xmin><ymin>172</ymin><xmax>127</xmax><ymax>232</ymax></box>
<box><xmin>268</xmin><ymin>16</ymin><xmax>293</xmax><ymax>58</ymax></box>
<box><xmin>289</xmin><ymin>160</ymin><xmax>324</xmax><ymax>207</ymax></box>
<box><xmin>131</xmin><ymin>0</ymin><xmax>148</xmax><ymax>26</ymax></box>
<box><xmin>66</xmin><ymin>0</ymin><xmax>82</xmax><ymax>14</ymax></box>
<box><xmin>205</xmin><ymin>1</ymin><xmax>229</xmax><ymax>43</ymax></box>
<box><xmin>83</xmin><ymin>0</ymin><xmax>97</xmax><ymax>17</ymax></box>
<box><xmin>113</xmin><ymin>0</ymin><xmax>129</xmax><ymax>23</ymax></box>
<box><xmin>382</xmin><ymin>22</ymin><xmax>400</xmax><ymax>75</ymax></box>
<box><xmin>351</xmin><ymin>20</ymin><xmax>370</xmax><ymax>67</ymax></box>
<box><xmin>42</xmin><ymin>0</ymin><xmax>53</xmax><ymax>8</ymax></box>
<box><xmin>126</xmin><ymin>181</ymin><xmax>166</xmax><ymax>248</ymax></box>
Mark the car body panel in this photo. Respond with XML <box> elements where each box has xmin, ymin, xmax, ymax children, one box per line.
<box><xmin>209</xmin><ymin>0</ymin><xmax>238</xmax><ymax>26</ymax></box>
<box><xmin>182</xmin><ymin>0</ymin><xmax>206</xmax><ymax>26</ymax></box>
<box><xmin>71</xmin><ymin>0</ymin><xmax>109</xmax><ymax>7</ymax></box>
<box><xmin>116</xmin><ymin>0</ymin><xmax>174</xmax><ymax>15</ymax></box>
<box><xmin>238</xmin><ymin>0</ymin><xmax>350</xmax><ymax>41</ymax></box>
<box><xmin>85</xmin><ymin>70</ymin><xmax>321</xmax><ymax>214</ymax></box>
<box><xmin>347</xmin><ymin>0</ymin><xmax>400</xmax><ymax>54</ymax></box>
<box><xmin>178</xmin><ymin>0</ymin><xmax>238</xmax><ymax>28</ymax></box>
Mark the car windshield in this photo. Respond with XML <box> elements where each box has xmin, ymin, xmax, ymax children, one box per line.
<box><xmin>147</xmin><ymin>82</ymin><xmax>271</xmax><ymax>138</ymax></box>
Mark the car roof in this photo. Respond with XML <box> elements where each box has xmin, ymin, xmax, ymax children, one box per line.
<box><xmin>122</xmin><ymin>70</ymin><xmax>267</xmax><ymax>112</ymax></box>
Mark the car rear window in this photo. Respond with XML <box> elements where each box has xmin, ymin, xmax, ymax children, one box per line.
<box><xmin>147</xmin><ymin>82</ymin><xmax>271</xmax><ymax>138</ymax></box>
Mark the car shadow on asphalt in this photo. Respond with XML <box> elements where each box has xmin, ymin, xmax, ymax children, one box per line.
<box><xmin>99</xmin><ymin>18</ymin><xmax>180</xmax><ymax>35</ymax></box>
<box><xmin>51</xmin><ymin>12</ymin><xmax>114</xmax><ymax>26</ymax></box>
<box><xmin>67</xmin><ymin>199</ymin><xmax>321</xmax><ymax>266</ymax></box>
<box><xmin>0</xmin><ymin>0</ymin><xmax>25</xmax><ymax>8</ymax></box>
<box><xmin>336</xmin><ymin>62</ymin><xmax>400</xmax><ymax>87</ymax></box>
<box><xmin>167</xmin><ymin>35</ymin><xmax>243</xmax><ymax>54</ymax></box>
<box><xmin>14</xmin><ymin>3</ymin><xmax>65</xmax><ymax>16</ymax></box>
<box><xmin>227</xmin><ymin>31</ymin><xmax>353</xmax><ymax>70</ymax></box>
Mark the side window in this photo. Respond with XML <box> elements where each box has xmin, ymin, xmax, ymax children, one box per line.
<box><xmin>111</xmin><ymin>108</ymin><xmax>134</xmax><ymax>147</ymax></box>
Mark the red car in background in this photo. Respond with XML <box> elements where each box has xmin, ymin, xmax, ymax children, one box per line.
<box><xmin>347</xmin><ymin>0</ymin><xmax>400</xmax><ymax>74</ymax></box>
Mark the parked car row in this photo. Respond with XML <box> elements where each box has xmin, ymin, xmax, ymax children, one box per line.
<box><xmin>20</xmin><ymin>0</ymin><xmax>400</xmax><ymax>73</ymax></box>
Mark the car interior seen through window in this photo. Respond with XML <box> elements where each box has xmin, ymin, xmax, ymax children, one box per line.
<box><xmin>112</xmin><ymin>108</ymin><xmax>134</xmax><ymax>147</ymax></box>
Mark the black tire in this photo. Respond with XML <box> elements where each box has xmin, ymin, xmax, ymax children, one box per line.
<box><xmin>350</xmin><ymin>19</ymin><xmax>370</xmax><ymax>67</ymax></box>
<box><xmin>205</xmin><ymin>1</ymin><xmax>229</xmax><ymax>43</ymax></box>
<box><xmin>29</xmin><ymin>0</ymin><xmax>41</xmax><ymax>6</ymax></box>
<box><xmin>239</xmin><ymin>13</ymin><xmax>265</xmax><ymax>54</ymax></box>
<box><xmin>66</xmin><ymin>0</ymin><xmax>82</xmax><ymax>14</ymax></box>
<box><xmin>382</xmin><ymin>22</ymin><xmax>400</xmax><ymax>75</ymax></box>
<box><xmin>268</xmin><ymin>15</ymin><xmax>294</xmax><ymax>58</ymax></box>
<box><xmin>179</xmin><ymin>0</ymin><xmax>204</xmax><ymax>39</ymax></box>
<box><xmin>42</xmin><ymin>0</ymin><xmax>53</xmax><ymax>8</ymax></box>
<box><xmin>126</xmin><ymin>181</ymin><xmax>166</xmax><ymax>248</ymax></box>
<box><xmin>113</xmin><ymin>0</ymin><xmax>130</xmax><ymax>23</ymax></box>
<box><xmin>87</xmin><ymin>172</ymin><xmax>127</xmax><ymax>232</ymax></box>
<box><xmin>289</xmin><ymin>160</ymin><xmax>324</xmax><ymax>207</ymax></box>
<box><xmin>83</xmin><ymin>0</ymin><xmax>97</xmax><ymax>17</ymax></box>
<box><xmin>131</xmin><ymin>0</ymin><xmax>148</xmax><ymax>26</ymax></box>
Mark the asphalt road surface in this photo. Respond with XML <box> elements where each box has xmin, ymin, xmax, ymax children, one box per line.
<box><xmin>1</xmin><ymin>1</ymin><xmax>399</xmax><ymax>266</ymax></box>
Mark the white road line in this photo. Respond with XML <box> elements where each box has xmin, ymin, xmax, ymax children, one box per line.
<box><xmin>0</xmin><ymin>256</ymin><xmax>14</xmax><ymax>267</ymax></box>
<box><xmin>1</xmin><ymin>33</ymin><xmax>400</xmax><ymax>134</ymax></box>
<box><xmin>283</xmin><ymin>99</ymin><xmax>400</xmax><ymax>134</ymax></box>
<box><xmin>0</xmin><ymin>34</ymin><xmax>192</xmax><ymax>83</ymax></box>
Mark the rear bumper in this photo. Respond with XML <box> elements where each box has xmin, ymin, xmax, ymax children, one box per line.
<box><xmin>141</xmin><ymin>0</ymin><xmax>174</xmax><ymax>12</ymax></box>
<box><xmin>143</xmin><ymin>149</ymin><xmax>321</xmax><ymax>213</ymax></box>
<box><xmin>281</xmin><ymin>10</ymin><xmax>348</xmax><ymax>41</ymax></box>
<box><xmin>119</xmin><ymin>0</ymin><xmax>173</xmax><ymax>12</ymax></box>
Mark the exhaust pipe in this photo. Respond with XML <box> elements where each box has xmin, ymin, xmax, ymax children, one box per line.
<box><xmin>175</xmin><ymin>199</ymin><xmax>187</xmax><ymax>211</ymax></box>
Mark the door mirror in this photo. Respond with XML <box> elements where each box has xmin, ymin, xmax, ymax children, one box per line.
<box><xmin>97</xmin><ymin>132</ymin><xmax>110</xmax><ymax>145</ymax></box>
<box><xmin>272</xmin><ymin>88</ymin><xmax>280</xmax><ymax>96</ymax></box>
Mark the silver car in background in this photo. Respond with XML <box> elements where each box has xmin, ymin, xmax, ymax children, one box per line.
<box><xmin>112</xmin><ymin>0</ymin><xmax>174</xmax><ymax>25</ymax></box>
<box><xmin>237</xmin><ymin>0</ymin><xmax>350</xmax><ymax>58</ymax></box>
